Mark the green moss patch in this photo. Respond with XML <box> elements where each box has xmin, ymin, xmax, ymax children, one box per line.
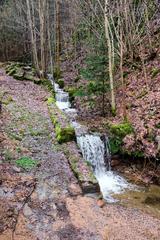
<box><xmin>47</xmin><ymin>98</ymin><xmax>75</xmax><ymax>144</ymax></box>
<box><xmin>110</xmin><ymin>122</ymin><xmax>134</xmax><ymax>138</ymax></box>
<box><xmin>55</xmin><ymin>125</ymin><xmax>75</xmax><ymax>144</ymax></box>
<box><xmin>108</xmin><ymin>122</ymin><xmax>134</xmax><ymax>155</ymax></box>
<box><xmin>16</xmin><ymin>157</ymin><xmax>38</xmax><ymax>170</ymax></box>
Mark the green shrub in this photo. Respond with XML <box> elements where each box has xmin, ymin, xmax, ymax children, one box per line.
<box><xmin>109</xmin><ymin>136</ymin><xmax>123</xmax><ymax>155</ymax></box>
<box><xmin>108</xmin><ymin>122</ymin><xmax>134</xmax><ymax>155</ymax></box>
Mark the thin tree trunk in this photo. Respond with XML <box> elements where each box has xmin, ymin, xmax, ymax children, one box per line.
<box><xmin>26</xmin><ymin>0</ymin><xmax>40</xmax><ymax>75</ymax></box>
<box><xmin>39</xmin><ymin>0</ymin><xmax>47</xmax><ymax>77</ymax></box>
<box><xmin>55</xmin><ymin>0</ymin><xmax>61</xmax><ymax>76</ymax></box>
<box><xmin>47</xmin><ymin>1</ymin><xmax>54</xmax><ymax>75</ymax></box>
<box><xmin>120</xmin><ymin>30</ymin><xmax>127</xmax><ymax>121</ymax></box>
<box><xmin>104</xmin><ymin>0</ymin><xmax>116</xmax><ymax>114</ymax></box>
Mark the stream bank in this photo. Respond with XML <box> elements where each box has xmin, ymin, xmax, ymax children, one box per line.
<box><xmin>0</xmin><ymin>68</ymin><xmax>160</xmax><ymax>239</ymax></box>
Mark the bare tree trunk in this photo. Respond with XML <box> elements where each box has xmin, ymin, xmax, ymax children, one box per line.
<box><xmin>47</xmin><ymin>1</ymin><xmax>54</xmax><ymax>75</ymax></box>
<box><xmin>26</xmin><ymin>0</ymin><xmax>40</xmax><ymax>75</ymax></box>
<box><xmin>104</xmin><ymin>0</ymin><xmax>116</xmax><ymax>114</ymax></box>
<box><xmin>39</xmin><ymin>0</ymin><xmax>47</xmax><ymax>77</ymax></box>
<box><xmin>55</xmin><ymin>0</ymin><xmax>61</xmax><ymax>77</ymax></box>
<box><xmin>120</xmin><ymin>30</ymin><xmax>127</xmax><ymax>121</ymax></box>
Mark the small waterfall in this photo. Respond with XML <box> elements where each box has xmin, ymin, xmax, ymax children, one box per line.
<box><xmin>48</xmin><ymin>75</ymin><xmax>134</xmax><ymax>202</ymax></box>
<box><xmin>55</xmin><ymin>91</ymin><xmax>71</xmax><ymax>110</ymax></box>
<box><xmin>77</xmin><ymin>134</ymin><xmax>111</xmax><ymax>175</ymax></box>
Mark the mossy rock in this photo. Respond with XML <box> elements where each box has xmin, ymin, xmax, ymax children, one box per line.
<box><xmin>108</xmin><ymin>122</ymin><xmax>134</xmax><ymax>155</ymax></box>
<box><xmin>57</xmin><ymin>79</ymin><xmax>65</xmax><ymax>88</ymax></box>
<box><xmin>23</xmin><ymin>72</ymin><xmax>41</xmax><ymax>84</ymax></box>
<box><xmin>13</xmin><ymin>67</ymin><xmax>25</xmax><ymax>80</ymax></box>
<box><xmin>110</xmin><ymin>122</ymin><xmax>134</xmax><ymax>138</ymax></box>
<box><xmin>24</xmin><ymin>72</ymin><xmax>35</xmax><ymax>81</ymax></box>
<box><xmin>8</xmin><ymin>67</ymin><xmax>17</xmax><ymax>76</ymax></box>
<box><xmin>55</xmin><ymin>125</ymin><xmax>75</xmax><ymax>144</ymax></box>
<box><xmin>47</xmin><ymin>98</ymin><xmax>76</xmax><ymax>144</ymax></box>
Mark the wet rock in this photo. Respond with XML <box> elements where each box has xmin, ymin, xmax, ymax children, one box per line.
<box><xmin>82</xmin><ymin>182</ymin><xmax>100</xmax><ymax>194</ymax></box>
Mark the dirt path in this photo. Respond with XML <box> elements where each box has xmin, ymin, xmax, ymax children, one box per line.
<box><xmin>0</xmin><ymin>69</ymin><xmax>160</xmax><ymax>240</ymax></box>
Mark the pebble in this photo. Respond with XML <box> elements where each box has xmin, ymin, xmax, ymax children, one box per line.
<box><xmin>97</xmin><ymin>199</ymin><xmax>105</xmax><ymax>208</ymax></box>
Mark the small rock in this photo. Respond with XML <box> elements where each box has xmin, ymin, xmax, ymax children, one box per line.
<box><xmin>68</xmin><ymin>183</ymin><xmax>82</xmax><ymax>196</ymax></box>
<box><xmin>23</xmin><ymin>204</ymin><xmax>33</xmax><ymax>217</ymax></box>
<box><xmin>12</xmin><ymin>166</ymin><xmax>21</xmax><ymax>173</ymax></box>
<box><xmin>97</xmin><ymin>199</ymin><xmax>105</xmax><ymax>208</ymax></box>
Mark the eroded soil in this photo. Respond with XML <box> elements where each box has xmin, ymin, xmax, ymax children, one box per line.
<box><xmin>0</xmin><ymin>69</ymin><xmax>160</xmax><ymax>240</ymax></box>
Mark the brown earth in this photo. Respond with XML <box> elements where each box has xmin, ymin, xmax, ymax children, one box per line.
<box><xmin>0</xmin><ymin>69</ymin><xmax>160</xmax><ymax>240</ymax></box>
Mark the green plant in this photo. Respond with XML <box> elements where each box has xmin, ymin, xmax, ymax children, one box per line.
<box><xmin>78</xmin><ymin>53</ymin><xmax>109</xmax><ymax>116</ymax></box>
<box><xmin>57</xmin><ymin>79</ymin><xmax>65</xmax><ymax>88</ymax></box>
<box><xmin>108</xmin><ymin>121</ymin><xmax>134</xmax><ymax>154</ymax></box>
<box><xmin>47</xmin><ymin>97</ymin><xmax>55</xmax><ymax>105</ymax></box>
<box><xmin>151</xmin><ymin>68</ymin><xmax>160</xmax><ymax>78</ymax></box>
<box><xmin>55</xmin><ymin>125</ymin><xmax>75</xmax><ymax>144</ymax></box>
<box><xmin>110</xmin><ymin>122</ymin><xmax>134</xmax><ymax>138</ymax></box>
<box><xmin>16</xmin><ymin>157</ymin><xmax>38</xmax><ymax>170</ymax></box>
<box><xmin>109</xmin><ymin>136</ymin><xmax>123</xmax><ymax>155</ymax></box>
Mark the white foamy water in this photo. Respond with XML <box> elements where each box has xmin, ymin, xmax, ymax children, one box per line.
<box><xmin>97</xmin><ymin>172</ymin><xmax>131</xmax><ymax>202</ymax></box>
<box><xmin>56</xmin><ymin>101</ymin><xmax>71</xmax><ymax>110</ymax></box>
<box><xmin>48</xmin><ymin>75</ymin><xmax>134</xmax><ymax>202</ymax></box>
<box><xmin>77</xmin><ymin>134</ymin><xmax>132</xmax><ymax>202</ymax></box>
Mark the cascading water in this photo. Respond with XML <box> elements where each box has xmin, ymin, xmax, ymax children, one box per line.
<box><xmin>77</xmin><ymin>134</ymin><xmax>131</xmax><ymax>202</ymax></box>
<box><xmin>48</xmin><ymin>75</ymin><xmax>134</xmax><ymax>202</ymax></box>
<box><xmin>55</xmin><ymin>91</ymin><xmax>71</xmax><ymax>110</ymax></box>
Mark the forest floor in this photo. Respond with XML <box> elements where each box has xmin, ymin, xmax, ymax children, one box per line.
<box><xmin>0</xmin><ymin>69</ymin><xmax>160</xmax><ymax>240</ymax></box>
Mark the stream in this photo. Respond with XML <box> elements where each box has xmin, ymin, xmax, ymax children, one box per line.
<box><xmin>48</xmin><ymin>75</ymin><xmax>160</xmax><ymax>214</ymax></box>
<box><xmin>48</xmin><ymin>74</ymin><xmax>137</xmax><ymax>203</ymax></box>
